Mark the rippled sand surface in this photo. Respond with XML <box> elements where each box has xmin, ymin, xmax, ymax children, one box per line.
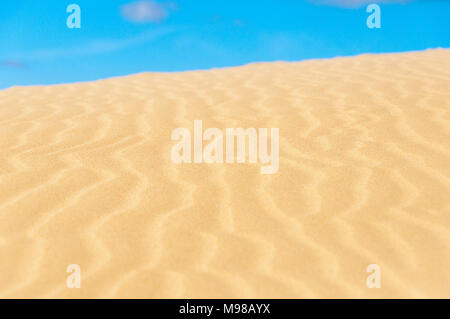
<box><xmin>0</xmin><ymin>49</ymin><xmax>449</xmax><ymax>298</ymax></box>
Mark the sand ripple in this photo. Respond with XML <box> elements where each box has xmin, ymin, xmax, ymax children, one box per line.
<box><xmin>0</xmin><ymin>49</ymin><xmax>449</xmax><ymax>298</ymax></box>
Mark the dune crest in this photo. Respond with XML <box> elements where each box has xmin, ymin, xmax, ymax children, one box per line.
<box><xmin>0</xmin><ymin>49</ymin><xmax>449</xmax><ymax>298</ymax></box>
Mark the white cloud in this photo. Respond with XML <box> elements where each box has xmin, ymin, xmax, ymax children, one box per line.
<box><xmin>310</xmin><ymin>0</ymin><xmax>413</xmax><ymax>8</ymax></box>
<box><xmin>121</xmin><ymin>1</ymin><xmax>170</xmax><ymax>23</ymax></box>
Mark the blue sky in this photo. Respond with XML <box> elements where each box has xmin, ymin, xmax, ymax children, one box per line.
<box><xmin>0</xmin><ymin>0</ymin><xmax>449</xmax><ymax>88</ymax></box>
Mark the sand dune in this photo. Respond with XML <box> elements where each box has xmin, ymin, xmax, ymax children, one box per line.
<box><xmin>0</xmin><ymin>49</ymin><xmax>449</xmax><ymax>298</ymax></box>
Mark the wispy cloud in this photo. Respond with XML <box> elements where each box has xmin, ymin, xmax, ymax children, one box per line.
<box><xmin>233</xmin><ymin>19</ymin><xmax>245</xmax><ymax>27</ymax></box>
<box><xmin>310</xmin><ymin>0</ymin><xmax>414</xmax><ymax>8</ymax></box>
<box><xmin>3</xmin><ymin>27</ymin><xmax>178</xmax><ymax>62</ymax></box>
<box><xmin>0</xmin><ymin>60</ymin><xmax>27</xmax><ymax>69</ymax></box>
<box><xmin>121</xmin><ymin>1</ymin><xmax>174</xmax><ymax>23</ymax></box>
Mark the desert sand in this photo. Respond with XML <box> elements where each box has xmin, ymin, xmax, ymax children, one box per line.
<box><xmin>0</xmin><ymin>49</ymin><xmax>449</xmax><ymax>298</ymax></box>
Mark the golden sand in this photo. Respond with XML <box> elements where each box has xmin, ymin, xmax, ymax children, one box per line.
<box><xmin>0</xmin><ymin>49</ymin><xmax>449</xmax><ymax>298</ymax></box>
